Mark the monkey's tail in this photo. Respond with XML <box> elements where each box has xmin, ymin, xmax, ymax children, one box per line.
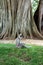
<box><xmin>24</xmin><ymin>45</ymin><xmax>32</xmax><ymax>48</ymax></box>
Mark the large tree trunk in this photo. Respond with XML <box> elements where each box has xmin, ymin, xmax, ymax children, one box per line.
<box><xmin>0</xmin><ymin>0</ymin><xmax>43</xmax><ymax>39</ymax></box>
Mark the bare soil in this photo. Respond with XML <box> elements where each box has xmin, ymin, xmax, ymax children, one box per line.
<box><xmin>0</xmin><ymin>39</ymin><xmax>43</xmax><ymax>46</ymax></box>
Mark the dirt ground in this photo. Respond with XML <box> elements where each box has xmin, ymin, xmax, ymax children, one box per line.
<box><xmin>0</xmin><ymin>39</ymin><xmax>43</xmax><ymax>46</ymax></box>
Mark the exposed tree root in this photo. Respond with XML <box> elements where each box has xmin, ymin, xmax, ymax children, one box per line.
<box><xmin>0</xmin><ymin>0</ymin><xmax>43</xmax><ymax>39</ymax></box>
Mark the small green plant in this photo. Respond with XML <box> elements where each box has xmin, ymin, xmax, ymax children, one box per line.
<box><xmin>32</xmin><ymin>0</ymin><xmax>39</xmax><ymax>15</ymax></box>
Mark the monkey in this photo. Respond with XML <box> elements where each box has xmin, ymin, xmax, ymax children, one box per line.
<box><xmin>16</xmin><ymin>34</ymin><xmax>32</xmax><ymax>48</ymax></box>
<box><xmin>16</xmin><ymin>34</ymin><xmax>25</xmax><ymax>48</ymax></box>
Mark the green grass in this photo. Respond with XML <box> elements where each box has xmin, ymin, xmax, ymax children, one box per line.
<box><xmin>0</xmin><ymin>43</ymin><xmax>43</xmax><ymax>65</ymax></box>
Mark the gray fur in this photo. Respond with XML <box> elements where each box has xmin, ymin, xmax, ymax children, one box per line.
<box><xmin>16</xmin><ymin>34</ymin><xmax>32</xmax><ymax>48</ymax></box>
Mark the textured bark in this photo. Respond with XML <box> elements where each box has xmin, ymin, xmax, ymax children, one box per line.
<box><xmin>0</xmin><ymin>0</ymin><xmax>43</xmax><ymax>39</ymax></box>
<box><xmin>34</xmin><ymin>0</ymin><xmax>43</xmax><ymax>39</ymax></box>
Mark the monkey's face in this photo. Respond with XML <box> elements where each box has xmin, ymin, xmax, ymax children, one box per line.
<box><xmin>18</xmin><ymin>34</ymin><xmax>23</xmax><ymax>39</ymax></box>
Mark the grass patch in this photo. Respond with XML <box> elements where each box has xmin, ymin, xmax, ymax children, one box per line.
<box><xmin>0</xmin><ymin>43</ymin><xmax>43</xmax><ymax>65</ymax></box>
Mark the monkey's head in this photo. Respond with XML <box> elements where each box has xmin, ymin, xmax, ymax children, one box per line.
<box><xmin>18</xmin><ymin>34</ymin><xmax>23</xmax><ymax>39</ymax></box>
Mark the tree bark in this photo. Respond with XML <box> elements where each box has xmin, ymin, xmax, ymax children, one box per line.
<box><xmin>0</xmin><ymin>0</ymin><xmax>43</xmax><ymax>39</ymax></box>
